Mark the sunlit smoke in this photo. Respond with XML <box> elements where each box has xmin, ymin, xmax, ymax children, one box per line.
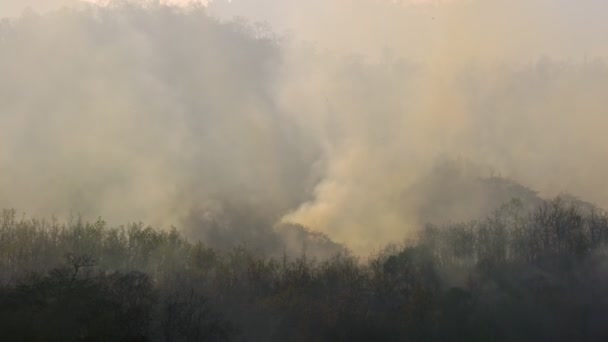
<box><xmin>1</xmin><ymin>0</ymin><xmax>608</xmax><ymax>255</ymax></box>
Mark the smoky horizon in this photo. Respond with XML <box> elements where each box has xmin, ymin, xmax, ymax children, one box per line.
<box><xmin>1</xmin><ymin>0</ymin><xmax>608</xmax><ymax>255</ymax></box>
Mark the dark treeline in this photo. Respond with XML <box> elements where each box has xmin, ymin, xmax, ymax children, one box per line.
<box><xmin>3</xmin><ymin>197</ymin><xmax>608</xmax><ymax>341</ymax></box>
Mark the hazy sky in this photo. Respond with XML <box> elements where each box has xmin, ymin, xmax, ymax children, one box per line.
<box><xmin>209</xmin><ymin>0</ymin><xmax>608</xmax><ymax>61</ymax></box>
<box><xmin>4</xmin><ymin>0</ymin><xmax>608</xmax><ymax>62</ymax></box>
<box><xmin>0</xmin><ymin>0</ymin><xmax>79</xmax><ymax>17</ymax></box>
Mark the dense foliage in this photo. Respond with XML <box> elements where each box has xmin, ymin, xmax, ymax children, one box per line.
<box><xmin>2</xmin><ymin>197</ymin><xmax>608</xmax><ymax>341</ymax></box>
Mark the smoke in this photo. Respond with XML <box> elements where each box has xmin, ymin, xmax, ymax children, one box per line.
<box><xmin>1</xmin><ymin>0</ymin><xmax>608</xmax><ymax>255</ymax></box>
<box><xmin>0</xmin><ymin>1</ymin><xmax>82</xmax><ymax>18</ymax></box>
<box><xmin>212</xmin><ymin>0</ymin><xmax>608</xmax><ymax>252</ymax></box>
<box><xmin>0</xmin><ymin>5</ymin><xmax>313</xmax><ymax>224</ymax></box>
<box><xmin>209</xmin><ymin>0</ymin><xmax>608</xmax><ymax>60</ymax></box>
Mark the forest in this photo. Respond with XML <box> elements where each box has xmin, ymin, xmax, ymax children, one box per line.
<box><xmin>2</xmin><ymin>194</ymin><xmax>608</xmax><ymax>341</ymax></box>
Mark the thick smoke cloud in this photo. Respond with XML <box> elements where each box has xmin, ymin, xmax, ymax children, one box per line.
<box><xmin>0</xmin><ymin>0</ymin><xmax>84</xmax><ymax>18</ymax></box>
<box><xmin>0</xmin><ymin>5</ymin><xmax>319</xmax><ymax>246</ymax></box>
<box><xmin>1</xmin><ymin>0</ymin><xmax>608</xmax><ymax>255</ymax></box>
<box><xmin>212</xmin><ymin>0</ymin><xmax>608</xmax><ymax>252</ymax></box>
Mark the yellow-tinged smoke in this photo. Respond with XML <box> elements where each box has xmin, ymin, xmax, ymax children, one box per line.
<box><xmin>255</xmin><ymin>0</ymin><xmax>608</xmax><ymax>253</ymax></box>
<box><xmin>1</xmin><ymin>0</ymin><xmax>608</xmax><ymax>255</ymax></box>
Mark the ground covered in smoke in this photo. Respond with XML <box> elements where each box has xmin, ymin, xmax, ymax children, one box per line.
<box><xmin>1</xmin><ymin>1</ymin><xmax>608</xmax><ymax>339</ymax></box>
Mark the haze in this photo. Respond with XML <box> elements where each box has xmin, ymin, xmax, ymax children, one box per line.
<box><xmin>1</xmin><ymin>0</ymin><xmax>607</xmax><ymax>254</ymax></box>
